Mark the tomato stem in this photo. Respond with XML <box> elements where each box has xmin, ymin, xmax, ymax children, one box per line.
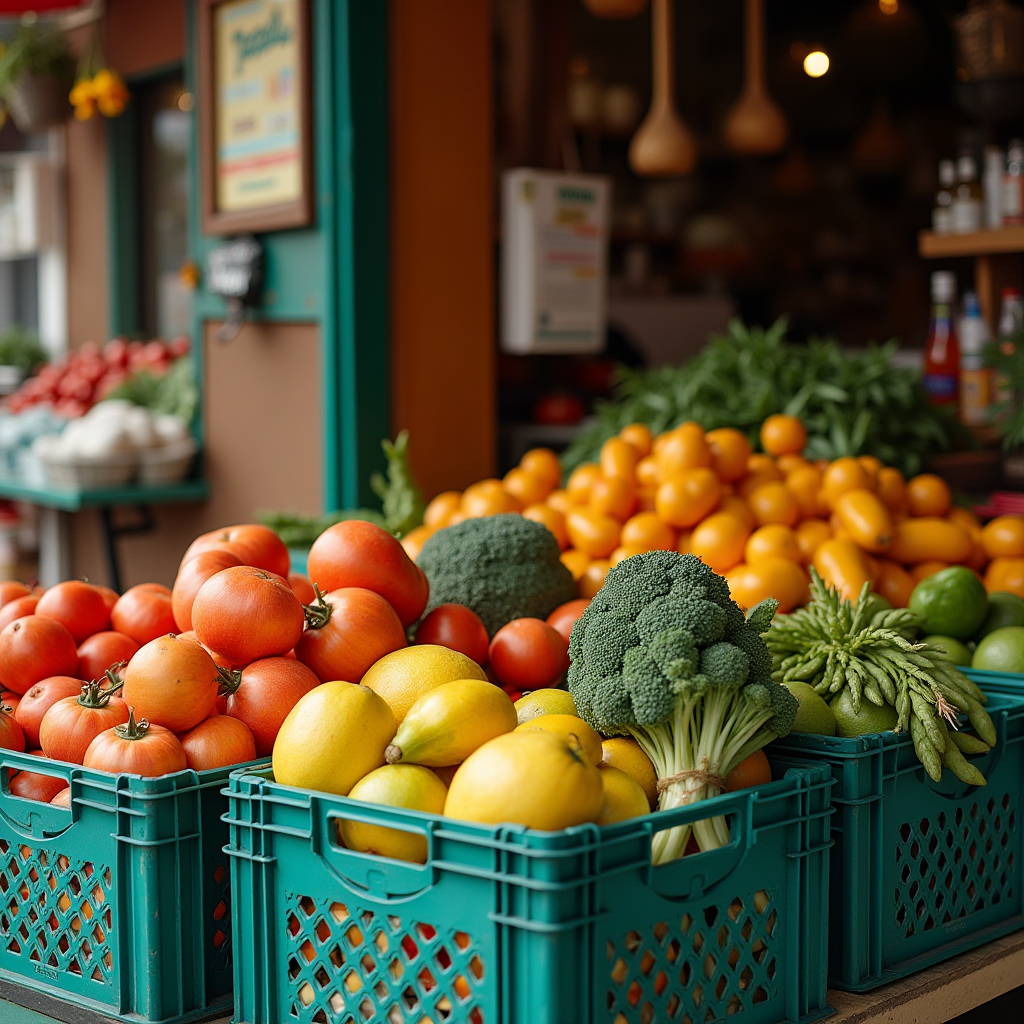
<box><xmin>217</xmin><ymin>665</ymin><xmax>242</xmax><ymax>696</ymax></box>
<box><xmin>302</xmin><ymin>582</ymin><xmax>333</xmax><ymax>630</ymax></box>
<box><xmin>0</xmin><ymin>703</ymin><xmax>12</xmax><ymax>717</ymax></box>
<box><xmin>78</xmin><ymin>670</ymin><xmax>125</xmax><ymax>708</ymax></box>
<box><xmin>114</xmin><ymin>706</ymin><xmax>150</xmax><ymax>741</ymax></box>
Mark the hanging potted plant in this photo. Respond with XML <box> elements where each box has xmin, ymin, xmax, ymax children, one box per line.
<box><xmin>0</xmin><ymin>21</ymin><xmax>75</xmax><ymax>134</ymax></box>
<box><xmin>68</xmin><ymin>25</ymin><xmax>129</xmax><ymax>122</ymax></box>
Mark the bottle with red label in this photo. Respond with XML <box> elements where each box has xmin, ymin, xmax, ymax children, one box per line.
<box><xmin>923</xmin><ymin>271</ymin><xmax>960</xmax><ymax>409</ymax></box>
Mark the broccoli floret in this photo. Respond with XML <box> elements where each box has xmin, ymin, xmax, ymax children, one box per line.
<box><xmin>416</xmin><ymin>514</ymin><xmax>577</xmax><ymax>636</ymax></box>
<box><xmin>567</xmin><ymin>551</ymin><xmax>799</xmax><ymax>864</ymax></box>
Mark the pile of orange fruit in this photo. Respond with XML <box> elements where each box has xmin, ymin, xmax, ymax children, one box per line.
<box><xmin>404</xmin><ymin>415</ymin><xmax>1024</xmax><ymax>612</ymax></box>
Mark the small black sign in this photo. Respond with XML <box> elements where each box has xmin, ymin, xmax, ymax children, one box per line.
<box><xmin>206</xmin><ymin>234</ymin><xmax>264</xmax><ymax>305</ymax></box>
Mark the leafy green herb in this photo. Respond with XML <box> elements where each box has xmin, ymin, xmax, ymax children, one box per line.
<box><xmin>0</xmin><ymin>23</ymin><xmax>73</xmax><ymax>97</ymax></box>
<box><xmin>984</xmin><ymin>331</ymin><xmax>1024</xmax><ymax>450</ymax></box>
<box><xmin>562</xmin><ymin>319</ymin><xmax>969</xmax><ymax>477</ymax></box>
<box><xmin>105</xmin><ymin>356</ymin><xmax>198</xmax><ymax>425</ymax></box>
<box><xmin>256</xmin><ymin>508</ymin><xmax>388</xmax><ymax>550</ymax></box>
<box><xmin>0</xmin><ymin>325</ymin><xmax>47</xmax><ymax>375</ymax></box>
<box><xmin>370</xmin><ymin>430</ymin><xmax>424</xmax><ymax>538</ymax></box>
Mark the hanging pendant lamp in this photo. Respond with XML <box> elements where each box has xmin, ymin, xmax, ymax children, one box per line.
<box><xmin>629</xmin><ymin>0</ymin><xmax>696</xmax><ymax>176</ymax></box>
<box><xmin>723</xmin><ymin>0</ymin><xmax>788</xmax><ymax>155</ymax></box>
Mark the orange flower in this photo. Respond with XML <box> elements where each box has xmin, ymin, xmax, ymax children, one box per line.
<box><xmin>69</xmin><ymin>77</ymin><xmax>96</xmax><ymax>120</ymax></box>
<box><xmin>92</xmin><ymin>69</ymin><xmax>129</xmax><ymax>118</ymax></box>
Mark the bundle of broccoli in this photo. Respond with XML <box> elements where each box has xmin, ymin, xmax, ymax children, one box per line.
<box><xmin>568</xmin><ymin>551</ymin><xmax>797</xmax><ymax>864</ymax></box>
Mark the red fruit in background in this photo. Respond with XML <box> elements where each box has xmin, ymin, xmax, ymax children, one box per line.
<box><xmin>178</xmin><ymin>715</ymin><xmax>256</xmax><ymax>771</ymax></box>
<box><xmin>121</xmin><ymin>634</ymin><xmax>219</xmax><ymax>732</ymax></box>
<box><xmin>15</xmin><ymin>676</ymin><xmax>85</xmax><ymax>749</ymax></box>
<box><xmin>171</xmin><ymin>549</ymin><xmax>244</xmax><ymax>632</ymax></box>
<box><xmin>0</xmin><ymin>581</ymin><xmax>31</xmax><ymax>607</ymax></box>
<box><xmin>296</xmin><ymin>587</ymin><xmax>407</xmax><ymax>683</ymax></box>
<box><xmin>0</xmin><ymin>594</ymin><xmax>38</xmax><ymax>632</ymax></box>
<box><xmin>76</xmin><ymin>631</ymin><xmax>139</xmax><ymax>682</ymax></box>
<box><xmin>181</xmin><ymin>524</ymin><xmax>290</xmax><ymax>579</ymax></box>
<box><xmin>414</xmin><ymin>604</ymin><xmax>489</xmax><ymax>665</ymax></box>
<box><xmin>306</xmin><ymin>520</ymin><xmax>429</xmax><ymax>627</ymax></box>
<box><xmin>1</xmin><ymin>689</ymin><xmax>20</xmax><ymax>713</ymax></box>
<box><xmin>488</xmin><ymin>618</ymin><xmax>569</xmax><ymax>691</ymax></box>
<box><xmin>534</xmin><ymin>392</ymin><xmax>585</xmax><ymax>426</ymax></box>
<box><xmin>111</xmin><ymin>584</ymin><xmax>176</xmax><ymax>646</ymax></box>
<box><xmin>192</xmin><ymin>566</ymin><xmax>304</xmax><ymax>665</ymax></box>
<box><xmin>288</xmin><ymin>572</ymin><xmax>316</xmax><ymax>605</ymax></box>
<box><xmin>51</xmin><ymin>787</ymin><xmax>71</xmax><ymax>806</ymax></box>
<box><xmin>545</xmin><ymin>598</ymin><xmax>591</xmax><ymax>644</ymax></box>
<box><xmin>11</xmin><ymin>770</ymin><xmax>67</xmax><ymax>803</ymax></box>
<box><xmin>93</xmin><ymin>585</ymin><xmax>120</xmax><ymax>614</ymax></box>
<box><xmin>38</xmin><ymin>679</ymin><xmax>128</xmax><ymax>764</ymax></box>
<box><xmin>36</xmin><ymin>581</ymin><xmax>110</xmax><ymax>644</ymax></box>
<box><xmin>0</xmin><ymin>705</ymin><xmax>24</xmax><ymax>751</ymax></box>
<box><xmin>222</xmin><ymin>656</ymin><xmax>320</xmax><ymax>756</ymax></box>
<box><xmin>0</xmin><ymin>617</ymin><xmax>78</xmax><ymax>695</ymax></box>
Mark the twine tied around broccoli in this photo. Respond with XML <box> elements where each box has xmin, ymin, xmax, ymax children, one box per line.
<box><xmin>655</xmin><ymin>756</ymin><xmax>726</xmax><ymax>795</ymax></box>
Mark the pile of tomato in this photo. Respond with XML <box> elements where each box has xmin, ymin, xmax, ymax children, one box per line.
<box><xmin>0</xmin><ymin>519</ymin><xmax>589</xmax><ymax>795</ymax></box>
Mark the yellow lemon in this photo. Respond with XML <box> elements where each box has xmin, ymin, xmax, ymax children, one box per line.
<box><xmin>596</xmin><ymin>765</ymin><xmax>651</xmax><ymax>826</ymax></box>
<box><xmin>513</xmin><ymin>688</ymin><xmax>577</xmax><ymax>724</ymax></box>
<box><xmin>339</xmin><ymin>764</ymin><xmax>448</xmax><ymax>864</ymax></box>
<box><xmin>385</xmin><ymin>678</ymin><xmax>517</xmax><ymax>767</ymax></box>
<box><xmin>514</xmin><ymin>713</ymin><xmax>603</xmax><ymax>765</ymax></box>
<box><xmin>361</xmin><ymin>644</ymin><xmax>488</xmax><ymax>724</ymax></box>
<box><xmin>445</xmin><ymin>730</ymin><xmax>602</xmax><ymax>830</ymax></box>
<box><xmin>272</xmin><ymin>681</ymin><xmax>395</xmax><ymax>796</ymax></box>
<box><xmin>600</xmin><ymin>736</ymin><xmax>658</xmax><ymax>808</ymax></box>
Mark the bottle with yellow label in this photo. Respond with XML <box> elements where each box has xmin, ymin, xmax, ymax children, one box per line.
<box><xmin>959</xmin><ymin>290</ymin><xmax>991</xmax><ymax>427</ymax></box>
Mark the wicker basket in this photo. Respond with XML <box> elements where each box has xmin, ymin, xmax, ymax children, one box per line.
<box><xmin>38</xmin><ymin>449</ymin><xmax>137</xmax><ymax>489</ymax></box>
<box><xmin>137</xmin><ymin>437</ymin><xmax>198</xmax><ymax>485</ymax></box>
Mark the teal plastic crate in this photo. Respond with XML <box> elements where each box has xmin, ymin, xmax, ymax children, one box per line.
<box><xmin>226</xmin><ymin>756</ymin><xmax>832</xmax><ymax>1024</ymax></box>
<box><xmin>964</xmin><ymin>666</ymin><xmax>1024</xmax><ymax>697</ymax></box>
<box><xmin>770</xmin><ymin>691</ymin><xmax>1024</xmax><ymax>992</ymax></box>
<box><xmin>0</xmin><ymin>746</ymin><xmax>266</xmax><ymax>1023</ymax></box>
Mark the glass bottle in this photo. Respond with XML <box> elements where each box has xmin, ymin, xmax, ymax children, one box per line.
<box><xmin>983</xmin><ymin>146</ymin><xmax>1004</xmax><ymax>230</ymax></box>
<box><xmin>932</xmin><ymin>159</ymin><xmax>955</xmax><ymax>234</ymax></box>
<box><xmin>1004</xmin><ymin>140</ymin><xmax>1024</xmax><ymax>227</ymax></box>
<box><xmin>923</xmin><ymin>271</ymin><xmax>960</xmax><ymax>408</ymax></box>
<box><xmin>951</xmin><ymin>154</ymin><xmax>982</xmax><ymax>234</ymax></box>
<box><xmin>959</xmin><ymin>290</ymin><xmax>991</xmax><ymax>426</ymax></box>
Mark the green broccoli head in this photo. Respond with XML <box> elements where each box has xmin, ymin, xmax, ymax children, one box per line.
<box><xmin>416</xmin><ymin>513</ymin><xmax>577</xmax><ymax>636</ymax></box>
<box><xmin>568</xmin><ymin>551</ymin><xmax>797</xmax><ymax>736</ymax></box>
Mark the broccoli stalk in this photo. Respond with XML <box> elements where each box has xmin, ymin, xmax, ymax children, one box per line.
<box><xmin>567</xmin><ymin>551</ymin><xmax>797</xmax><ymax>864</ymax></box>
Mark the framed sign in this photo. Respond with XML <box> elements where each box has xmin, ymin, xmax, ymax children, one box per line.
<box><xmin>198</xmin><ymin>0</ymin><xmax>313</xmax><ymax>235</ymax></box>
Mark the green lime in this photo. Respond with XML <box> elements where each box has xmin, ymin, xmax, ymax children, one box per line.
<box><xmin>830</xmin><ymin>688</ymin><xmax>899</xmax><ymax>737</ymax></box>
<box><xmin>908</xmin><ymin>567</ymin><xmax>988</xmax><ymax>640</ymax></box>
<box><xmin>971</xmin><ymin>625</ymin><xmax>1024</xmax><ymax>674</ymax></box>
<box><xmin>920</xmin><ymin>634</ymin><xmax>973</xmax><ymax>667</ymax></box>
<box><xmin>782</xmin><ymin>681</ymin><xmax>836</xmax><ymax>736</ymax></box>
<box><xmin>975</xmin><ymin>591</ymin><xmax>1024</xmax><ymax>641</ymax></box>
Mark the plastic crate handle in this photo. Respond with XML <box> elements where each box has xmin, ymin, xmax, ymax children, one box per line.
<box><xmin>0</xmin><ymin>749</ymin><xmax>76</xmax><ymax>840</ymax></box>
<box><xmin>316</xmin><ymin>798</ymin><xmax>439</xmax><ymax>899</ymax></box>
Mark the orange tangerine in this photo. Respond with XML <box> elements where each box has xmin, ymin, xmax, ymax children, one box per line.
<box><xmin>635</xmin><ymin>455</ymin><xmax>659</xmax><ymax>488</ymax></box>
<box><xmin>876</xmin><ymin>467</ymin><xmax>907</xmax><ymax>511</ymax></box>
<box><xmin>705</xmin><ymin>428</ymin><xmax>751</xmax><ymax>483</ymax></box>
<box><xmin>621</xmin><ymin>511</ymin><xmax>676</xmax><ymax>552</ymax></box>
<box><xmin>522</xmin><ymin>504</ymin><xmax>569</xmax><ymax>549</ymax></box>
<box><xmin>737</xmin><ymin>465</ymin><xmax>785</xmax><ymax>500</ymax></box>
<box><xmin>601</xmin><ymin>437</ymin><xmax>640</xmax><ymax>481</ymax></box>
<box><xmin>462</xmin><ymin>481</ymin><xmax>520</xmax><ymax>517</ymax></box>
<box><xmin>610</xmin><ymin>544</ymin><xmax>646</xmax><ymax>566</ymax></box>
<box><xmin>566</xmin><ymin>463</ymin><xmax>602</xmax><ymax>506</ymax></box>
<box><xmin>619</xmin><ymin>423</ymin><xmax>653</xmax><ymax>457</ymax></box>
<box><xmin>560</xmin><ymin>549</ymin><xmax>590</xmax><ymax>581</ymax></box>
<box><xmin>857</xmin><ymin>455</ymin><xmax>883</xmax><ymax>486</ymax></box>
<box><xmin>503</xmin><ymin>467</ymin><xmax>551</xmax><ymax>507</ymax></box>
<box><xmin>719</xmin><ymin>495</ymin><xmax>756</xmax><ymax>531</ymax></box>
<box><xmin>786</xmin><ymin>464</ymin><xmax>826</xmax><ymax>519</ymax></box>
<box><xmin>727</xmin><ymin>557</ymin><xmax>808</xmax><ymax>613</ymax></box>
<box><xmin>906</xmin><ymin>474</ymin><xmax>952</xmax><ymax>518</ymax></box>
<box><xmin>566</xmin><ymin>508</ymin><xmax>621</xmax><ymax>558</ymax></box>
<box><xmin>981</xmin><ymin>515</ymin><xmax>1024</xmax><ymax>558</ymax></box>
<box><xmin>948</xmin><ymin>506</ymin><xmax>982</xmax><ymax>533</ymax></box>
<box><xmin>832</xmin><ymin>489</ymin><xmax>893</xmax><ymax>553</ymax></box>
<box><xmin>690</xmin><ymin>513</ymin><xmax>750</xmax><ymax>574</ymax></box>
<box><xmin>776</xmin><ymin>454</ymin><xmax>808</xmax><ymax>475</ymax></box>
<box><xmin>590</xmin><ymin>475</ymin><xmax>637</xmax><ymax>521</ymax></box>
<box><xmin>676</xmin><ymin>529</ymin><xmax>693</xmax><ymax>554</ymax></box>
<box><xmin>794</xmin><ymin>519</ymin><xmax>832</xmax><ymax>565</ymax></box>
<box><xmin>909</xmin><ymin>560</ymin><xmax>950</xmax><ymax>584</ymax></box>
<box><xmin>655</xmin><ymin>469</ymin><xmax>722</xmax><ymax>528</ymax></box>
<box><xmin>812</xmin><ymin>538</ymin><xmax>872</xmax><ymax>602</ymax></box>
<box><xmin>760</xmin><ymin>414</ymin><xmax>807</xmax><ymax>457</ymax></box>
<box><xmin>636</xmin><ymin>487</ymin><xmax>657</xmax><ymax>512</ymax></box>
<box><xmin>748</xmin><ymin>482</ymin><xmax>800</xmax><ymax>528</ymax></box>
<box><xmin>424</xmin><ymin>491</ymin><xmax>462</xmax><ymax>531</ymax></box>
<box><xmin>657</xmin><ymin>423</ymin><xmax>713</xmax><ymax>479</ymax></box>
<box><xmin>546</xmin><ymin>488</ymin><xmax>572</xmax><ymax>514</ymax></box>
<box><xmin>519</xmin><ymin>448</ymin><xmax>562</xmax><ymax>490</ymax></box>
<box><xmin>746</xmin><ymin>453</ymin><xmax>779</xmax><ymax>475</ymax></box>
<box><xmin>874</xmin><ymin>559</ymin><xmax>914</xmax><ymax>607</ymax></box>
<box><xmin>745</xmin><ymin>524</ymin><xmax>800</xmax><ymax>565</ymax></box>
<box><xmin>579</xmin><ymin>560</ymin><xmax>611</xmax><ymax>599</ymax></box>
<box><xmin>984</xmin><ymin>556</ymin><xmax>1024</xmax><ymax>597</ymax></box>
<box><xmin>400</xmin><ymin>525</ymin><xmax>433</xmax><ymax>562</ymax></box>
<box><xmin>888</xmin><ymin>518</ymin><xmax>972</xmax><ymax>565</ymax></box>
<box><xmin>822</xmin><ymin>457</ymin><xmax>872</xmax><ymax>509</ymax></box>
<box><xmin>964</xmin><ymin>538</ymin><xmax>989</xmax><ymax>572</ymax></box>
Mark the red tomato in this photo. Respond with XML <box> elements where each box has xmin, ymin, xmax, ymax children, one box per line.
<box><xmin>178</xmin><ymin>715</ymin><xmax>256</xmax><ymax>770</ymax></box>
<box><xmin>14</xmin><ymin>676</ymin><xmax>85</xmax><ymax>749</ymax></box>
<box><xmin>84</xmin><ymin>709</ymin><xmax>187</xmax><ymax>777</ymax></box>
<box><xmin>181</xmin><ymin>524</ymin><xmax>290</xmax><ymax>579</ymax></box>
<box><xmin>534</xmin><ymin>392</ymin><xmax>585</xmax><ymax>426</ymax></box>
<box><xmin>288</xmin><ymin>572</ymin><xmax>316</xmax><ymax>606</ymax></box>
<box><xmin>0</xmin><ymin>581</ymin><xmax>31</xmax><ymax>607</ymax></box>
<box><xmin>296</xmin><ymin>587</ymin><xmax>407</xmax><ymax>683</ymax></box>
<box><xmin>0</xmin><ymin>616</ymin><xmax>78</xmax><ymax>695</ymax></box>
<box><xmin>192</xmin><ymin>566</ymin><xmax>305</xmax><ymax>665</ymax></box>
<box><xmin>51</xmin><ymin>787</ymin><xmax>71</xmax><ymax>807</ymax></box>
<box><xmin>111</xmin><ymin>584</ymin><xmax>176</xmax><ymax>646</ymax></box>
<box><xmin>414</xmin><ymin>604</ymin><xmax>489</xmax><ymax>665</ymax></box>
<box><xmin>39</xmin><ymin>679</ymin><xmax>129</xmax><ymax>764</ymax></box>
<box><xmin>10</xmin><ymin>770</ymin><xmax>67</xmax><ymax>803</ymax></box>
<box><xmin>1</xmin><ymin>690</ymin><xmax>20</xmax><ymax>714</ymax></box>
<box><xmin>222</xmin><ymin>657</ymin><xmax>320</xmax><ymax>756</ymax></box>
<box><xmin>171</xmin><ymin>549</ymin><xmax>244</xmax><ymax>632</ymax></box>
<box><xmin>76</xmin><ymin>631</ymin><xmax>139</xmax><ymax>682</ymax></box>
<box><xmin>121</xmin><ymin>635</ymin><xmax>220</xmax><ymax>732</ymax></box>
<box><xmin>0</xmin><ymin>705</ymin><xmax>24</xmax><ymax>751</ymax></box>
<box><xmin>93</xmin><ymin>585</ymin><xmax>120</xmax><ymax>615</ymax></box>
<box><xmin>104</xmin><ymin>338</ymin><xmax>129</xmax><ymax>367</ymax></box>
<box><xmin>36</xmin><ymin>581</ymin><xmax>110</xmax><ymax>644</ymax></box>
<box><xmin>0</xmin><ymin>594</ymin><xmax>39</xmax><ymax>632</ymax></box>
<box><xmin>306</xmin><ymin>520</ymin><xmax>428</xmax><ymax>627</ymax></box>
<box><xmin>488</xmin><ymin>618</ymin><xmax>569</xmax><ymax>691</ymax></box>
<box><xmin>546</xmin><ymin>598</ymin><xmax>591</xmax><ymax>644</ymax></box>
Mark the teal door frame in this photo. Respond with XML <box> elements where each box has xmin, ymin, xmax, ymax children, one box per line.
<box><xmin>176</xmin><ymin>0</ymin><xmax>389</xmax><ymax>510</ymax></box>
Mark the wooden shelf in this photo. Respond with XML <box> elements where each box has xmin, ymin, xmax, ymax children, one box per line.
<box><xmin>919</xmin><ymin>225</ymin><xmax>1024</xmax><ymax>258</ymax></box>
